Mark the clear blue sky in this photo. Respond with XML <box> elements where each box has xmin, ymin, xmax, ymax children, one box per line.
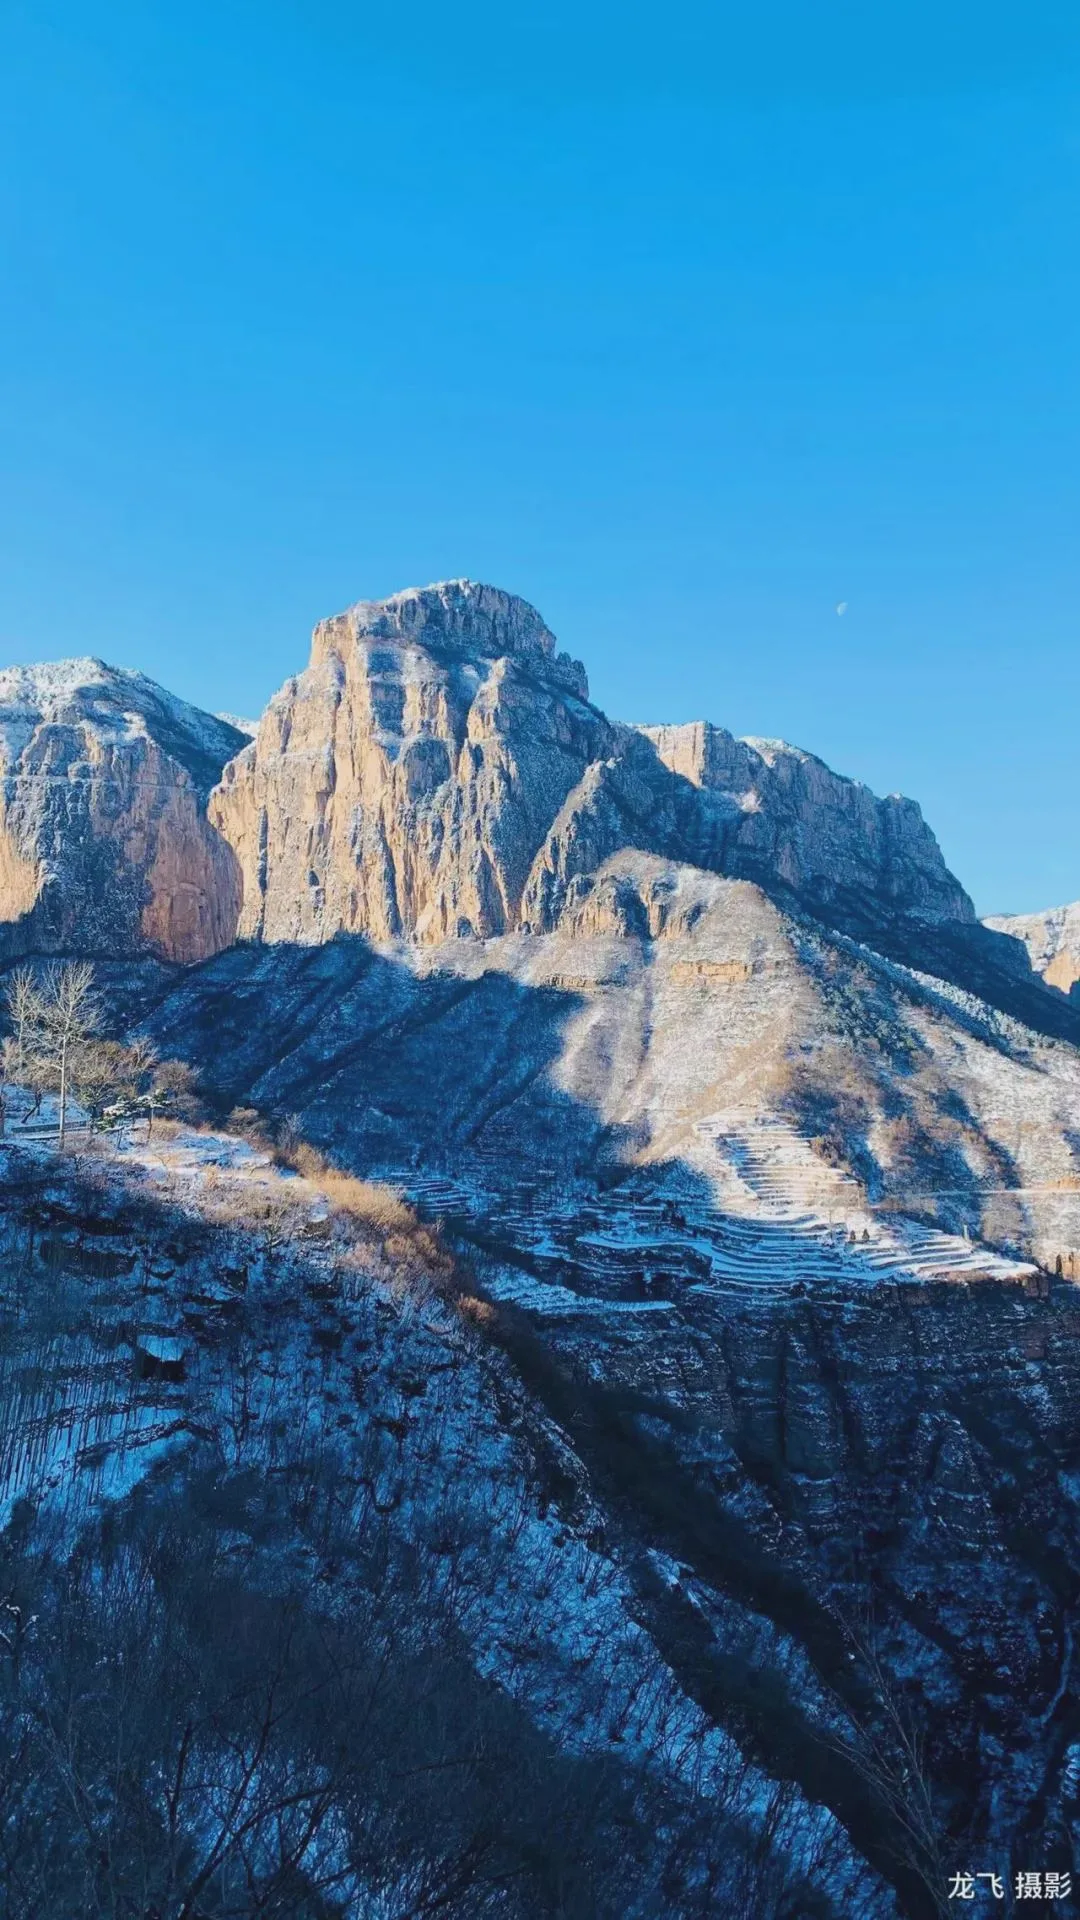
<box><xmin>1</xmin><ymin>2</ymin><xmax>1078</xmax><ymax>915</ymax></box>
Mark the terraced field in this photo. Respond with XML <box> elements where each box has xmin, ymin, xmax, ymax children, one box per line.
<box><xmin>403</xmin><ymin>1109</ymin><xmax>1036</xmax><ymax>1324</ymax></box>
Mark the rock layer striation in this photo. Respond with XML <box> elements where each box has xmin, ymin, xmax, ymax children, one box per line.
<box><xmin>0</xmin><ymin>659</ymin><xmax>246</xmax><ymax>963</ymax></box>
<box><xmin>209</xmin><ymin>579</ymin><xmax>975</xmax><ymax>947</ymax></box>
<box><xmin>985</xmin><ymin>900</ymin><xmax>1080</xmax><ymax>996</ymax></box>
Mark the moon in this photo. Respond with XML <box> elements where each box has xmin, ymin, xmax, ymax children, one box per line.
<box><xmin>835</xmin><ymin>601</ymin><xmax>848</xmax><ymax>616</ymax></box>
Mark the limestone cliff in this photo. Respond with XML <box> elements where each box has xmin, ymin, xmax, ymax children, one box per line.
<box><xmin>0</xmin><ymin>583</ymin><xmax>1009</xmax><ymax>972</ymax></box>
<box><xmin>640</xmin><ymin>719</ymin><xmax>974</xmax><ymax>924</ymax></box>
<box><xmin>210</xmin><ymin>579</ymin><xmax>973</xmax><ymax>947</ymax></box>
<box><xmin>985</xmin><ymin>900</ymin><xmax>1080</xmax><ymax>996</ymax></box>
<box><xmin>0</xmin><ymin>659</ymin><xmax>245</xmax><ymax>963</ymax></box>
<box><xmin>210</xmin><ymin>579</ymin><xmax>670</xmax><ymax>943</ymax></box>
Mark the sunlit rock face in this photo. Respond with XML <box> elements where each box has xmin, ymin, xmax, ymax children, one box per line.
<box><xmin>0</xmin><ymin>582</ymin><xmax>1012</xmax><ymax>972</ymax></box>
<box><xmin>0</xmin><ymin>659</ymin><xmax>245</xmax><ymax>963</ymax></box>
<box><xmin>985</xmin><ymin>901</ymin><xmax>1080</xmax><ymax>996</ymax></box>
<box><xmin>640</xmin><ymin>720</ymin><xmax>975</xmax><ymax>924</ymax></box>
<box><xmin>210</xmin><ymin>580</ymin><xmax>694</xmax><ymax>943</ymax></box>
<box><xmin>210</xmin><ymin>579</ymin><xmax>975</xmax><ymax>947</ymax></box>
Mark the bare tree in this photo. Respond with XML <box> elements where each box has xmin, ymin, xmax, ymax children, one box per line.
<box><xmin>816</xmin><ymin>1616</ymin><xmax>952</xmax><ymax>1918</ymax></box>
<box><xmin>2</xmin><ymin>967</ymin><xmax>44</xmax><ymax>1082</ymax></box>
<box><xmin>39</xmin><ymin>963</ymin><xmax>102</xmax><ymax>1149</ymax></box>
<box><xmin>2</xmin><ymin>965</ymin><xmax>166</xmax><ymax>1148</ymax></box>
<box><xmin>3</xmin><ymin>963</ymin><xmax>104</xmax><ymax>1148</ymax></box>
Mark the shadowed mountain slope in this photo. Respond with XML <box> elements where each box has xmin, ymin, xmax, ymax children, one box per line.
<box><xmin>111</xmin><ymin>852</ymin><xmax>1080</xmax><ymax>1276</ymax></box>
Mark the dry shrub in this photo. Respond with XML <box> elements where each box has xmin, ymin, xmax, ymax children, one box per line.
<box><xmin>279</xmin><ymin>1139</ymin><xmax>327</xmax><ymax>1180</ymax></box>
<box><xmin>317</xmin><ymin>1173</ymin><xmax>414</xmax><ymax>1233</ymax></box>
<box><xmin>203</xmin><ymin>1184</ymin><xmax>298</xmax><ymax>1234</ymax></box>
<box><xmin>152</xmin><ymin>1057</ymin><xmax>209</xmax><ymax>1125</ymax></box>
<box><xmin>385</xmin><ymin>1225</ymin><xmax>443</xmax><ymax>1267</ymax></box>
<box><xmin>457</xmin><ymin>1294</ymin><xmax>498</xmax><ymax>1331</ymax></box>
<box><xmin>280</xmin><ymin>1148</ymin><xmax>440</xmax><ymax>1253</ymax></box>
<box><xmin>383</xmin><ymin>1228</ymin><xmax>423</xmax><ymax>1270</ymax></box>
<box><xmin>227</xmin><ymin>1112</ymin><xmax>462</xmax><ymax>1293</ymax></box>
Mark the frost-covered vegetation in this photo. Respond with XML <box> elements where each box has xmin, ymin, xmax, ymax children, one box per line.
<box><xmin>2</xmin><ymin>893</ymin><xmax>1080</xmax><ymax>1918</ymax></box>
<box><xmin>1</xmin><ymin>962</ymin><xmax>173</xmax><ymax>1148</ymax></box>
<box><xmin>0</xmin><ymin>1139</ymin><xmax>880</xmax><ymax>1919</ymax></box>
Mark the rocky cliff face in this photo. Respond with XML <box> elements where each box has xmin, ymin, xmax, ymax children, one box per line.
<box><xmin>0</xmin><ymin>585</ymin><xmax>1055</xmax><ymax>1025</ymax></box>
<box><xmin>209</xmin><ymin>579</ymin><xmax>974</xmax><ymax>948</ymax></box>
<box><xmin>641</xmin><ymin>719</ymin><xmax>974</xmax><ymax>923</ymax></box>
<box><xmin>0</xmin><ymin>659</ymin><xmax>246</xmax><ymax>963</ymax></box>
<box><xmin>209</xmin><ymin>579</ymin><xmax>722</xmax><ymax>944</ymax></box>
<box><xmin>985</xmin><ymin>900</ymin><xmax>1080</xmax><ymax>996</ymax></box>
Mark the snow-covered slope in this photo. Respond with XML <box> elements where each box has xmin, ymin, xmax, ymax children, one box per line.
<box><xmin>0</xmin><ymin>1125</ymin><xmax>886</xmax><ymax>1919</ymax></box>
<box><xmin>0</xmin><ymin>658</ymin><xmax>246</xmax><ymax>798</ymax></box>
<box><xmin>129</xmin><ymin>852</ymin><xmax>1080</xmax><ymax>1275</ymax></box>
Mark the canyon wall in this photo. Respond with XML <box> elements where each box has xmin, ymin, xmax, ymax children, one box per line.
<box><xmin>209</xmin><ymin>579</ymin><xmax>976</xmax><ymax>947</ymax></box>
<box><xmin>986</xmin><ymin>900</ymin><xmax>1080</xmax><ymax>996</ymax></box>
<box><xmin>0</xmin><ymin>659</ymin><xmax>246</xmax><ymax>963</ymax></box>
<box><xmin>641</xmin><ymin>719</ymin><xmax>975</xmax><ymax>923</ymax></box>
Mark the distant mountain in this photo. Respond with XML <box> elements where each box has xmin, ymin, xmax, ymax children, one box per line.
<box><xmin>985</xmin><ymin>900</ymin><xmax>1080</xmax><ymax>996</ymax></box>
<box><xmin>214</xmin><ymin>710</ymin><xmax>258</xmax><ymax>738</ymax></box>
<box><xmin>0</xmin><ymin>657</ymin><xmax>247</xmax><ymax>962</ymax></box>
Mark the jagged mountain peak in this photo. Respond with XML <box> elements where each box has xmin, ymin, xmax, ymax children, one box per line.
<box><xmin>638</xmin><ymin>717</ymin><xmax>974</xmax><ymax>926</ymax></box>
<box><xmin>0</xmin><ymin>654</ymin><xmax>249</xmax><ymax>792</ymax></box>
<box><xmin>311</xmin><ymin>578</ymin><xmax>590</xmax><ymax>700</ymax></box>
<box><xmin>206</xmin><ymin>581</ymin><xmax>982</xmax><ymax>951</ymax></box>
<box><xmin>0</xmin><ymin>656</ymin><xmax>245</xmax><ymax>963</ymax></box>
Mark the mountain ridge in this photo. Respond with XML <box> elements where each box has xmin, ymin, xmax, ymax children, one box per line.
<box><xmin>205</xmin><ymin>579</ymin><xmax>983</xmax><ymax>952</ymax></box>
<box><xmin>0</xmin><ymin>580</ymin><xmax>1073</xmax><ymax>1044</ymax></box>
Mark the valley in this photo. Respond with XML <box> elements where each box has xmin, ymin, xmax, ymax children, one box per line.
<box><xmin>1</xmin><ymin>580</ymin><xmax>1079</xmax><ymax>1915</ymax></box>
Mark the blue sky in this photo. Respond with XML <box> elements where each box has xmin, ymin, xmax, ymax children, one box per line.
<box><xmin>1</xmin><ymin>1</ymin><xmax>1078</xmax><ymax>914</ymax></box>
